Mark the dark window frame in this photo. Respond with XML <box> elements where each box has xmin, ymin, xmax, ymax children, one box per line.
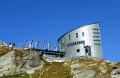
<box><xmin>76</xmin><ymin>33</ymin><xmax>78</xmax><ymax>38</ymax></box>
<box><xmin>69</xmin><ymin>35</ymin><xmax>71</xmax><ymax>40</ymax></box>
<box><xmin>82</xmin><ymin>32</ymin><xmax>84</xmax><ymax>37</ymax></box>
<box><xmin>77</xmin><ymin>49</ymin><xmax>80</xmax><ymax>52</ymax></box>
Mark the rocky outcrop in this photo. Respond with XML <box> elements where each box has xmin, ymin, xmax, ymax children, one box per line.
<box><xmin>73</xmin><ymin>69</ymin><xmax>96</xmax><ymax>78</ymax></box>
<box><xmin>0</xmin><ymin>51</ymin><xmax>15</xmax><ymax>76</ymax></box>
<box><xmin>111</xmin><ymin>69</ymin><xmax>120</xmax><ymax>78</ymax></box>
<box><xmin>0</xmin><ymin>41</ymin><xmax>8</xmax><ymax>47</ymax></box>
<box><xmin>0</xmin><ymin>46</ymin><xmax>120</xmax><ymax>78</ymax></box>
<box><xmin>29</xmin><ymin>52</ymin><xmax>43</xmax><ymax>67</ymax></box>
<box><xmin>0</xmin><ymin>49</ymin><xmax>44</xmax><ymax>77</ymax></box>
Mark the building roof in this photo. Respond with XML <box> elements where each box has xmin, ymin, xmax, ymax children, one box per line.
<box><xmin>57</xmin><ymin>22</ymin><xmax>100</xmax><ymax>42</ymax></box>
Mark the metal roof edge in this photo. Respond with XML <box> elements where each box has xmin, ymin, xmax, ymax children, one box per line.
<box><xmin>57</xmin><ymin>22</ymin><xmax>100</xmax><ymax>42</ymax></box>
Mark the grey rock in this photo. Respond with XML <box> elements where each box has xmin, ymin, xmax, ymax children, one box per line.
<box><xmin>16</xmin><ymin>56</ymin><xmax>21</xmax><ymax>61</ymax></box>
<box><xmin>73</xmin><ymin>69</ymin><xmax>96</xmax><ymax>78</ymax></box>
<box><xmin>87</xmin><ymin>63</ymin><xmax>98</xmax><ymax>67</ymax></box>
<box><xmin>0</xmin><ymin>41</ymin><xmax>8</xmax><ymax>47</ymax></box>
<box><xmin>71</xmin><ymin>63</ymin><xmax>83</xmax><ymax>69</ymax></box>
<box><xmin>29</xmin><ymin>52</ymin><xmax>43</xmax><ymax>67</ymax></box>
<box><xmin>111</xmin><ymin>74</ymin><xmax>120</xmax><ymax>78</ymax></box>
<box><xmin>111</xmin><ymin>69</ymin><xmax>120</xmax><ymax>75</ymax></box>
<box><xmin>98</xmin><ymin>67</ymin><xmax>107</xmax><ymax>74</ymax></box>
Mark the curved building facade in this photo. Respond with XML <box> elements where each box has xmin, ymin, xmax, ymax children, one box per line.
<box><xmin>58</xmin><ymin>23</ymin><xmax>102</xmax><ymax>58</ymax></box>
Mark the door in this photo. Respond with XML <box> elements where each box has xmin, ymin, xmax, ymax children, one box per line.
<box><xmin>84</xmin><ymin>46</ymin><xmax>91</xmax><ymax>56</ymax></box>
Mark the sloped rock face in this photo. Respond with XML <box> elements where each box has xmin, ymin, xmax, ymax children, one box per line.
<box><xmin>0</xmin><ymin>41</ymin><xmax>8</xmax><ymax>48</ymax></box>
<box><xmin>1</xmin><ymin>47</ymin><xmax>120</xmax><ymax>78</ymax></box>
<box><xmin>29</xmin><ymin>52</ymin><xmax>43</xmax><ymax>67</ymax></box>
<box><xmin>111</xmin><ymin>69</ymin><xmax>120</xmax><ymax>75</ymax></box>
<box><xmin>0</xmin><ymin>51</ymin><xmax>15</xmax><ymax>76</ymax></box>
<box><xmin>71</xmin><ymin>63</ymin><xmax>83</xmax><ymax>69</ymax></box>
<box><xmin>73</xmin><ymin>69</ymin><xmax>96</xmax><ymax>78</ymax></box>
<box><xmin>98</xmin><ymin>67</ymin><xmax>108</xmax><ymax>74</ymax></box>
<box><xmin>111</xmin><ymin>69</ymin><xmax>120</xmax><ymax>78</ymax></box>
<box><xmin>0</xmin><ymin>48</ymin><xmax>44</xmax><ymax>77</ymax></box>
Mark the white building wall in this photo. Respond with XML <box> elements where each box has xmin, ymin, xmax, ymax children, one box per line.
<box><xmin>58</xmin><ymin>23</ymin><xmax>102</xmax><ymax>58</ymax></box>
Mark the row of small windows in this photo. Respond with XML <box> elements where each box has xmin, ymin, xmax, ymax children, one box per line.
<box><xmin>94</xmin><ymin>40</ymin><xmax>101</xmax><ymax>41</ymax></box>
<box><xmin>61</xmin><ymin>40</ymin><xmax>85</xmax><ymax>50</ymax></box>
<box><xmin>94</xmin><ymin>43</ymin><xmax>101</xmax><ymax>45</ymax></box>
<box><xmin>93</xmin><ymin>36</ymin><xmax>100</xmax><ymax>38</ymax></box>
<box><xmin>63</xmin><ymin>32</ymin><xmax>84</xmax><ymax>42</ymax></box>
<box><xmin>93</xmin><ymin>32</ymin><xmax>100</xmax><ymax>34</ymax></box>
<box><xmin>93</xmin><ymin>29</ymin><xmax>99</xmax><ymax>30</ymax></box>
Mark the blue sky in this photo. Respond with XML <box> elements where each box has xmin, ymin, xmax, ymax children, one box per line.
<box><xmin>0</xmin><ymin>0</ymin><xmax>120</xmax><ymax>61</ymax></box>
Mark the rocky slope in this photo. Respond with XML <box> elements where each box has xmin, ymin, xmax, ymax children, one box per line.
<box><xmin>0</xmin><ymin>41</ymin><xmax>120</xmax><ymax>78</ymax></box>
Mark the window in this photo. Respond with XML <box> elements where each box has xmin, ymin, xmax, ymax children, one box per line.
<box><xmin>79</xmin><ymin>41</ymin><xmax>81</xmax><ymax>44</ymax></box>
<box><xmin>80</xmin><ymin>41</ymin><xmax>82</xmax><ymax>44</ymax></box>
<box><xmin>94</xmin><ymin>40</ymin><xmax>100</xmax><ymax>41</ymax></box>
<box><xmin>68</xmin><ymin>44</ymin><xmax>69</xmax><ymax>47</ymax></box>
<box><xmin>63</xmin><ymin>37</ymin><xmax>64</xmax><ymax>42</ymax></box>
<box><xmin>70</xmin><ymin>43</ymin><xmax>72</xmax><ymax>46</ymax></box>
<box><xmin>93</xmin><ymin>32</ymin><xmax>100</xmax><ymax>34</ymax></box>
<box><xmin>83</xmin><ymin>41</ymin><xmax>85</xmax><ymax>45</ymax></box>
<box><xmin>77</xmin><ymin>41</ymin><xmax>79</xmax><ymax>45</ymax></box>
<box><xmin>73</xmin><ymin>42</ymin><xmax>74</xmax><ymax>45</ymax></box>
<box><xmin>76</xmin><ymin>33</ymin><xmax>78</xmax><ymax>38</ymax></box>
<box><xmin>75</xmin><ymin>42</ymin><xmax>76</xmax><ymax>45</ymax></box>
<box><xmin>66</xmin><ymin>44</ymin><xmax>68</xmax><ymax>48</ymax></box>
<box><xmin>69</xmin><ymin>35</ymin><xmax>71</xmax><ymax>40</ymax></box>
<box><xmin>93</xmin><ymin>36</ymin><xmax>100</xmax><ymax>38</ymax></box>
<box><xmin>93</xmin><ymin>28</ymin><xmax>99</xmax><ymax>30</ymax></box>
<box><xmin>94</xmin><ymin>43</ymin><xmax>101</xmax><ymax>45</ymax></box>
<box><xmin>77</xmin><ymin>49</ymin><xmax>80</xmax><ymax>52</ymax></box>
<box><xmin>82</xmin><ymin>32</ymin><xmax>84</xmax><ymax>37</ymax></box>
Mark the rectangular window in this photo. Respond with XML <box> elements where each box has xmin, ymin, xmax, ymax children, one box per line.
<box><xmin>63</xmin><ymin>37</ymin><xmax>64</xmax><ymax>42</ymax></box>
<box><xmin>75</xmin><ymin>42</ymin><xmax>76</xmax><ymax>45</ymax></box>
<box><xmin>83</xmin><ymin>41</ymin><xmax>85</xmax><ymax>45</ymax></box>
<box><xmin>73</xmin><ymin>42</ymin><xmax>74</xmax><ymax>45</ymax></box>
<box><xmin>77</xmin><ymin>49</ymin><xmax>80</xmax><ymax>52</ymax></box>
<box><xmin>82</xmin><ymin>32</ymin><xmax>84</xmax><ymax>37</ymax></box>
<box><xmin>68</xmin><ymin>44</ymin><xmax>69</xmax><ymax>47</ymax></box>
<box><xmin>93</xmin><ymin>32</ymin><xmax>99</xmax><ymax>34</ymax></box>
<box><xmin>65</xmin><ymin>45</ymin><xmax>67</xmax><ymax>48</ymax></box>
<box><xmin>77</xmin><ymin>41</ymin><xmax>79</xmax><ymax>45</ymax></box>
<box><xmin>76</xmin><ymin>33</ymin><xmax>78</xmax><ymax>38</ymax></box>
<box><xmin>69</xmin><ymin>35</ymin><xmax>71</xmax><ymax>40</ymax></box>
<box><xmin>79</xmin><ymin>41</ymin><xmax>81</xmax><ymax>44</ymax></box>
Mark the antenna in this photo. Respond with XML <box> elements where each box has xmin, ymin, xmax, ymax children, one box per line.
<box><xmin>29</xmin><ymin>41</ymin><xmax>31</xmax><ymax>49</ymax></box>
<box><xmin>42</xmin><ymin>42</ymin><xmax>45</xmax><ymax>50</ymax></box>
<box><xmin>55</xmin><ymin>43</ymin><xmax>57</xmax><ymax>51</ymax></box>
<box><xmin>24</xmin><ymin>39</ymin><xmax>27</xmax><ymax>47</ymax></box>
<box><xmin>31</xmin><ymin>40</ymin><xmax>33</xmax><ymax>48</ymax></box>
<box><xmin>48</xmin><ymin>43</ymin><xmax>49</xmax><ymax>50</ymax></box>
<box><xmin>48</xmin><ymin>42</ymin><xmax>51</xmax><ymax>51</ymax></box>
<box><xmin>37</xmin><ymin>41</ymin><xmax>39</xmax><ymax>49</ymax></box>
<box><xmin>35</xmin><ymin>41</ymin><xmax>36</xmax><ymax>49</ymax></box>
